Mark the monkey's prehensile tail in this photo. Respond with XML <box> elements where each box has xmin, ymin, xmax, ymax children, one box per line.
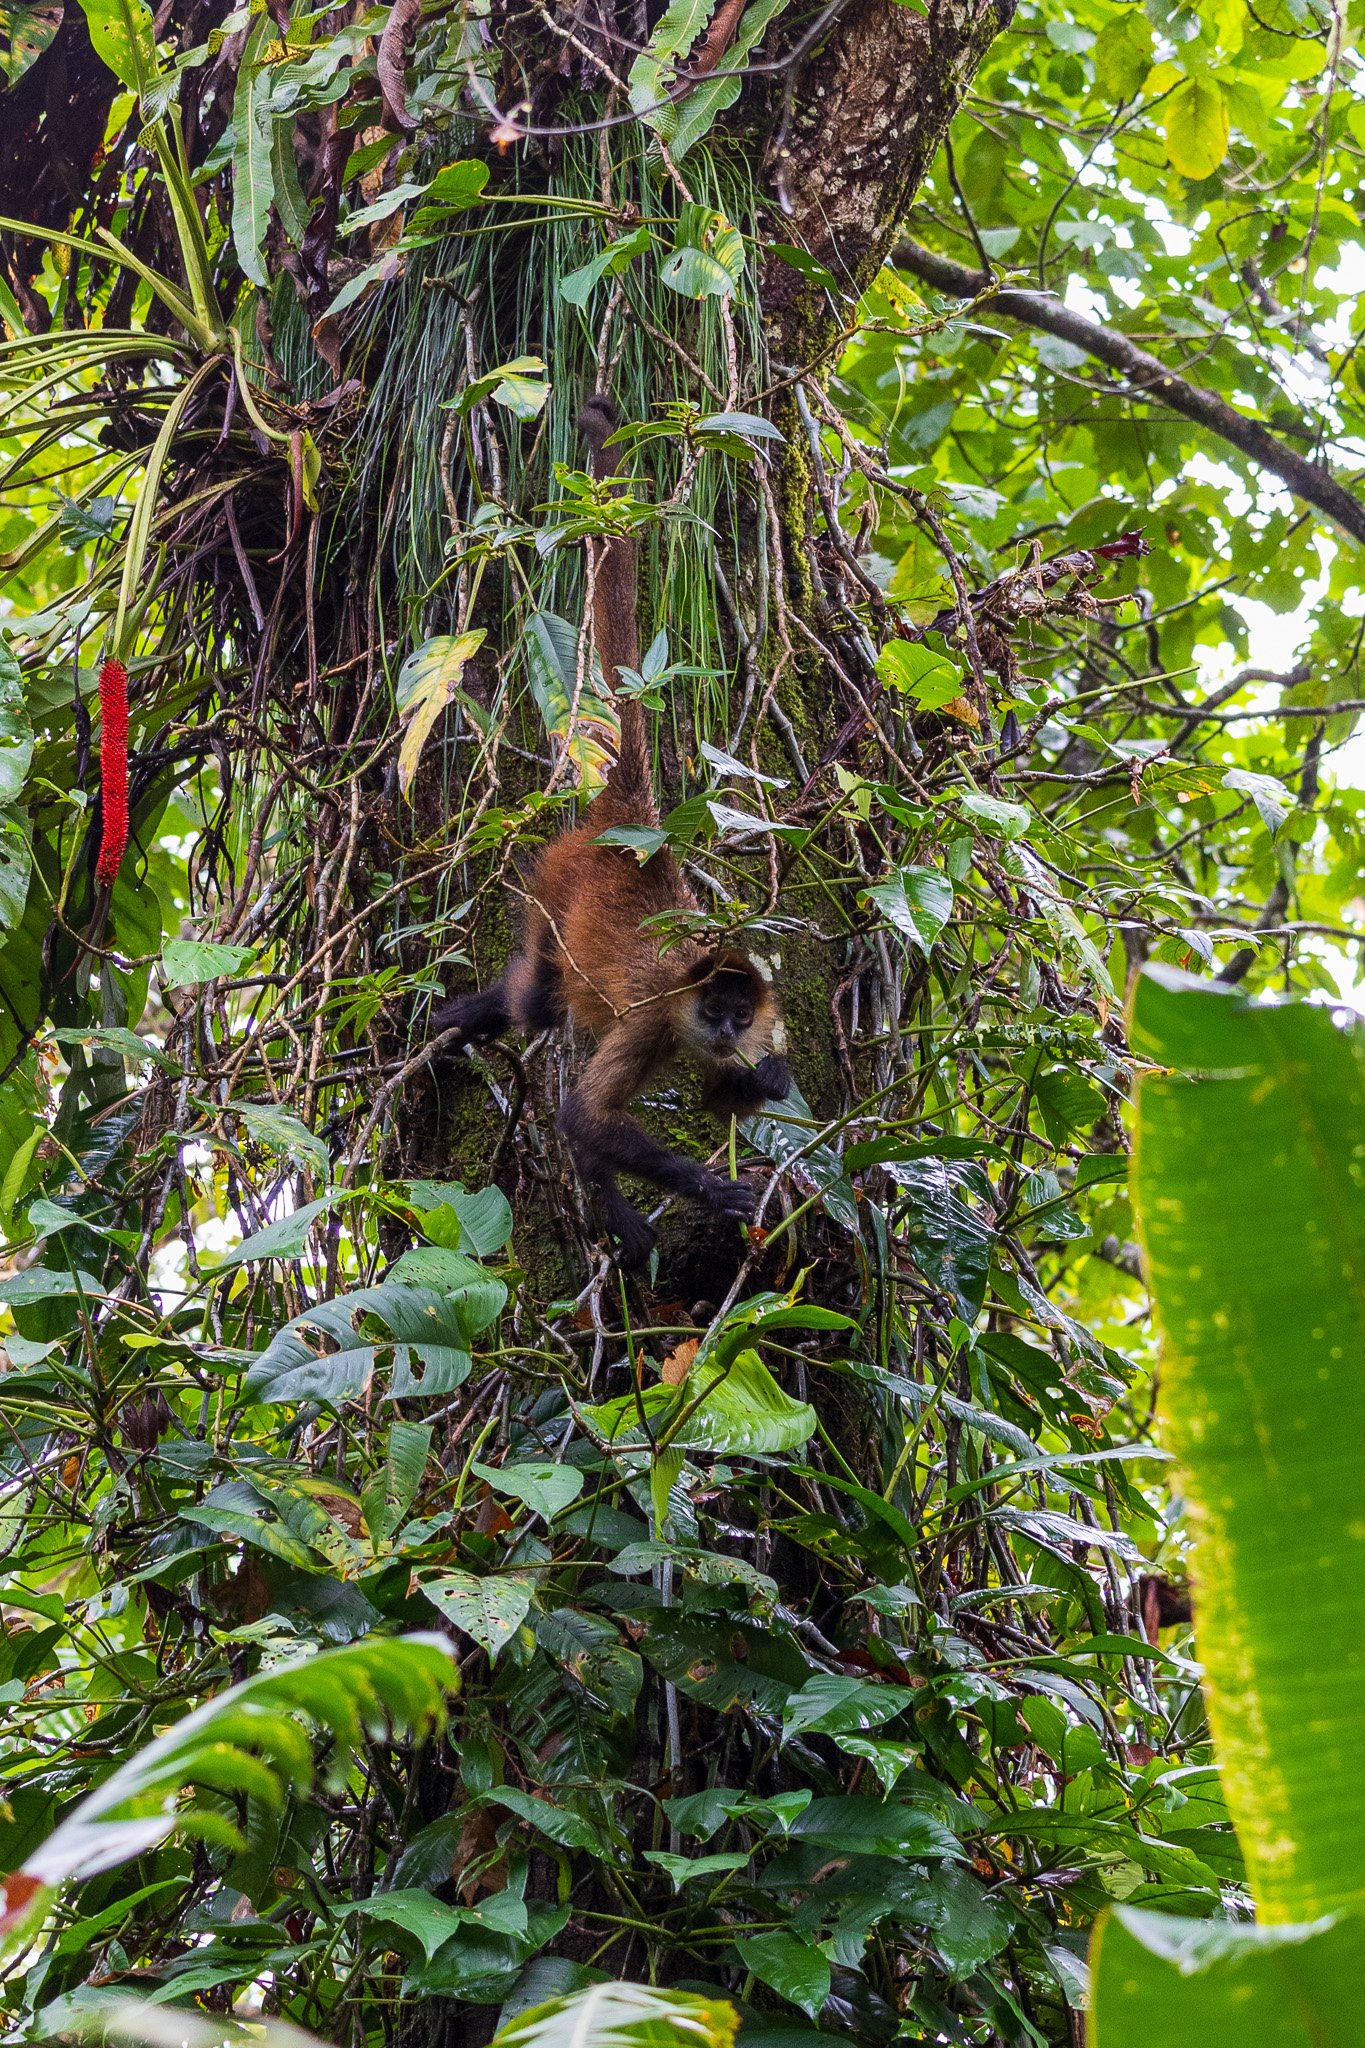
<box><xmin>578</xmin><ymin>395</ymin><xmax>652</xmax><ymax>819</ymax></box>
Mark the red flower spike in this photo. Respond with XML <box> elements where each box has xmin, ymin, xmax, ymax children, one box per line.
<box><xmin>96</xmin><ymin>657</ymin><xmax>129</xmax><ymax>888</ymax></box>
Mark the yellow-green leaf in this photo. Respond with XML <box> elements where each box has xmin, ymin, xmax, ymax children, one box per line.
<box><xmin>1093</xmin><ymin>8</ymin><xmax>1153</xmax><ymax>100</ymax></box>
<box><xmin>1163</xmin><ymin>74</ymin><xmax>1229</xmax><ymax>180</ymax></box>
<box><xmin>396</xmin><ymin>630</ymin><xmax>487</xmax><ymax>800</ymax></box>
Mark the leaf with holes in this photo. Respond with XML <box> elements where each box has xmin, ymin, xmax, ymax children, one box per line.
<box><xmin>420</xmin><ymin>1569</ymin><xmax>535</xmax><ymax>1660</ymax></box>
<box><xmin>396</xmin><ymin>631</ymin><xmax>487</xmax><ymax>800</ymax></box>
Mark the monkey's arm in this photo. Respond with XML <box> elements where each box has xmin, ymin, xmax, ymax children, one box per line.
<box><xmin>702</xmin><ymin>1052</ymin><xmax>792</xmax><ymax>1119</ymax></box>
<box><xmin>560</xmin><ymin>1026</ymin><xmax>754</xmax><ymax>1263</ymax></box>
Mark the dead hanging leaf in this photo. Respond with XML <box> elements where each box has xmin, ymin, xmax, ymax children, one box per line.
<box><xmin>396</xmin><ymin>630</ymin><xmax>487</xmax><ymax>799</ymax></box>
<box><xmin>660</xmin><ymin>1336</ymin><xmax>700</xmax><ymax>1386</ymax></box>
<box><xmin>377</xmin><ymin>0</ymin><xmax>422</xmax><ymax>130</ymax></box>
<box><xmin>939</xmin><ymin>695</ymin><xmax>980</xmax><ymax>729</ymax></box>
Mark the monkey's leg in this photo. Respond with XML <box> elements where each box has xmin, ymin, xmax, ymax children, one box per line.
<box><xmin>507</xmin><ymin>943</ymin><xmax>565</xmax><ymax>1033</ymax></box>
<box><xmin>701</xmin><ymin>1053</ymin><xmax>793</xmax><ymax>1119</ymax></box>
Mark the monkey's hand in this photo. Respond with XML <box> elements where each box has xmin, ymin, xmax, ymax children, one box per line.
<box><xmin>697</xmin><ymin>1172</ymin><xmax>756</xmax><ymax>1221</ymax></box>
<box><xmin>702</xmin><ymin>1054</ymin><xmax>792</xmax><ymax>1119</ymax></box>
<box><xmin>752</xmin><ymin>1053</ymin><xmax>792</xmax><ymax>1101</ymax></box>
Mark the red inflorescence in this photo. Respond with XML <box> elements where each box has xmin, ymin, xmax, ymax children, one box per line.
<box><xmin>95</xmin><ymin>656</ymin><xmax>130</xmax><ymax>888</ymax></box>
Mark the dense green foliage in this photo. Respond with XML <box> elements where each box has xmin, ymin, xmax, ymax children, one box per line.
<box><xmin>1</xmin><ymin>0</ymin><xmax>1363</xmax><ymax>2039</ymax></box>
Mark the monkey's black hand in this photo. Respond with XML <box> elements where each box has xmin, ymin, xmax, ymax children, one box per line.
<box><xmin>753</xmin><ymin>1053</ymin><xmax>792</xmax><ymax>1101</ymax></box>
<box><xmin>698</xmin><ymin>1172</ymin><xmax>756</xmax><ymax>1222</ymax></box>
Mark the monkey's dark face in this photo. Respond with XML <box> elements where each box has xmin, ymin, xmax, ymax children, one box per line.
<box><xmin>682</xmin><ymin>960</ymin><xmax>770</xmax><ymax>1062</ymax></box>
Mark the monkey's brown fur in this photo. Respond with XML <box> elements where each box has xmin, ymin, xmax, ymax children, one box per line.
<box><xmin>431</xmin><ymin>393</ymin><xmax>791</xmax><ymax>1266</ymax></box>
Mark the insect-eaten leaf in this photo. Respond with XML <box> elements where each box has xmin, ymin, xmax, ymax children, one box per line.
<box><xmin>471</xmin><ymin>1461</ymin><xmax>585</xmax><ymax>1520</ymax></box>
<box><xmin>421</xmin><ymin>1568</ymin><xmax>535</xmax><ymax>1659</ymax></box>
<box><xmin>397</xmin><ymin>630</ymin><xmax>487</xmax><ymax>800</ymax></box>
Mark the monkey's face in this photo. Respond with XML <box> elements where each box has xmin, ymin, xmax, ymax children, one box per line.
<box><xmin>682</xmin><ymin>960</ymin><xmax>768</xmax><ymax>1063</ymax></box>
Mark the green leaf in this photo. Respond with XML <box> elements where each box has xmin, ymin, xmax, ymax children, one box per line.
<box><xmin>643</xmin><ymin>1850</ymin><xmax>750</xmax><ymax>1889</ymax></box>
<box><xmin>1223</xmin><ymin>766</ymin><xmax>1292</xmax><ymax>833</ymax></box>
<box><xmin>160</xmin><ymin>938</ymin><xmax>256</xmax><ymax>987</ymax></box>
<box><xmin>230</xmin><ymin>19</ymin><xmax>274</xmax><ymax>287</ymax></box>
<box><xmin>407</xmin><ymin>157</ymin><xmax>490</xmax><ymax>233</ymax></box>
<box><xmin>559</xmin><ymin>225</ymin><xmax>653</xmax><ymax>307</ymax></box>
<box><xmin>234</xmin><ymin>1103</ymin><xmax>330</xmax><ymax>1179</ymax></box>
<box><xmin>593</xmin><ymin>824</ymin><xmax>668</xmax><ymax>863</ymax></box>
<box><xmin>492</xmin><ymin>1982</ymin><xmax>738</xmax><ymax>2048</ymax></box>
<box><xmin>214</xmin><ymin>1192</ymin><xmax>336</xmax><ymax>1269</ymax></box>
<box><xmin>421</xmin><ymin>1569</ymin><xmax>535</xmax><ymax>1659</ymax></box>
<box><xmin>471</xmin><ymin>1461</ymin><xmax>584</xmax><ymax>1519</ymax></box>
<box><xmin>0</xmin><ymin>635</ymin><xmax>34</xmax><ymax>806</ymax></box>
<box><xmin>956</xmin><ymin>791</ymin><xmax>1030</xmax><ymax>841</ymax></box>
<box><xmin>244</xmin><ymin>1275</ymin><xmax>503</xmax><ymax>1405</ymax></box>
<box><xmin>1094</xmin><ymin>6</ymin><xmax>1153</xmax><ymax>98</ymax></box>
<box><xmin>404</xmin><ymin>1180</ymin><xmax>514</xmax><ymax>1256</ymax></box>
<box><xmin>781</xmin><ymin>1673</ymin><xmax>914</xmax><ymax>1742</ymax></box>
<box><xmin>1092</xmin><ymin>1905</ymin><xmax>1365</xmax><ymax>2045</ymax></box>
<box><xmin>580</xmin><ymin>1347</ymin><xmax>816</xmax><ymax>1458</ymax></box>
<box><xmin>452</xmin><ymin>356</ymin><xmax>550</xmax><ymax>421</ymax></box>
<box><xmin>693</xmin><ymin>410</ymin><xmax>785</xmax><ymax>444</ymax></box>
<box><xmin>347</xmin><ymin>1889</ymin><xmax>466</xmax><ymax>1961</ymax></box>
<box><xmin>74</xmin><ymin>0</ymin><xmax>156</xmax><ymax>92</ymax></box>
<box><xmin>396</xmin><ymin>630</ymin><xmax>487</xmax><ymax>800</ymax></box>
<box><xmin>1163</xmin><ymin>74</ymin><xmax>1230</xmax><ymax>180</ymax></box>
<box><xmin>875</xmin><ymin>637</ymin><xmax>962</xmax><ymax>711</ymax></box>
<box><xmin>734</xmin><ymin>1931</ymin><xmax>830</xmax><ymax>2019</ymax></box>
<box><xmin>524</xmin><ymin>610</ymin><xmax>619</xmax><ymax>793</ymax></box>
<box><xmin>1131</xmin><ymin>966</ymin><xmax>1365</xmax><ymax>1919</ymax></box>
<box><xmin>860</xmin><ymin>866</ymin><xmax>954</xmax><ymax>953</ymax></box>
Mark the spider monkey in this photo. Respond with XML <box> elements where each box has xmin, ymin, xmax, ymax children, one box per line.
<box><xmin>430</xmin><ymin>393</ymin><xmax>792</xmax><ymax>1267</ymax></box>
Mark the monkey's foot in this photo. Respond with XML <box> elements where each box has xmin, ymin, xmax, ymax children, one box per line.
<box><xmin>698</xmin><ymin>1172</ymin><xmax>756</xmax><ymax>1222</ymax></box>
<box><xmin>610</xmin><ymin>1210</ymin><xmax>657</xmax><ymax>1269</ymax></box>
<box><xmin>432</xmin><ymin>988</ymin><xmax>509</xmax><ymax>1045</ymax></box>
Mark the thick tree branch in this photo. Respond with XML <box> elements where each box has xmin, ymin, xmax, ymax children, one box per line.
<box><xmin>895</xmin><ymin>238</ymin><xmax>1365</xmax><ymax>548</ymax></box>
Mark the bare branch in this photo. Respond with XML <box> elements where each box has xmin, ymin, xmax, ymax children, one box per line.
<box><xmin>894</xmin><ymin>238</ymin><xmax>1365</xmax><ymax>547</ymax></box>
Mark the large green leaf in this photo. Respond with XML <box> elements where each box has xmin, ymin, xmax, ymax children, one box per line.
<box><xmin>1091</xmin><ymin>1905</ymin><xmax>1365</xmax><ymax>2046</ymax></box>
<box><xmin>0</xmin><ymin>1637</ymin><xmax>456</xmax><ymax>1935</ymax></box>
<box><xmin>244</xmin><ymin>1277</ymin><xmax>505</xmax><ymax>1407</ymax></box>
<box><xmin>580</xmin><ymin>1345</ymin><xmax>815</xmax><ymax>1457</ymax></box>
<box><xmin>1129</xmin><ymin>967</ymin><xmax>1365</xmax><ymax>1922</ymax></box>
<box><xmin>492</xmin><ymin>1982</ymin><xmax>738</xmax><ymax>2048</ymax></box>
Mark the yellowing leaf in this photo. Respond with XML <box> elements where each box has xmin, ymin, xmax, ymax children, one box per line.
<box><xmin>396</xmin><ymin>630</ymin><xmax>486</xmax><ymax>799</ymax></box>
<box><xmin>1163</xmin><ymin>75</ymin><xmax>1229</xmax><ymax>180</ymax></box>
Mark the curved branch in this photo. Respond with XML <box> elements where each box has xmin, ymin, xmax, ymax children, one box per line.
<box><xmin>894</xmin><ymin>238</ymin><xmax>1365</xmax><ymax>548</ymax></box>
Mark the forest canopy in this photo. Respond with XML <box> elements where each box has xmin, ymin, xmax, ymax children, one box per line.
<box><xmin>0</xmin><ymin>0</ymin><xmax>1362</xmax><ymax>2040</ymax></box>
